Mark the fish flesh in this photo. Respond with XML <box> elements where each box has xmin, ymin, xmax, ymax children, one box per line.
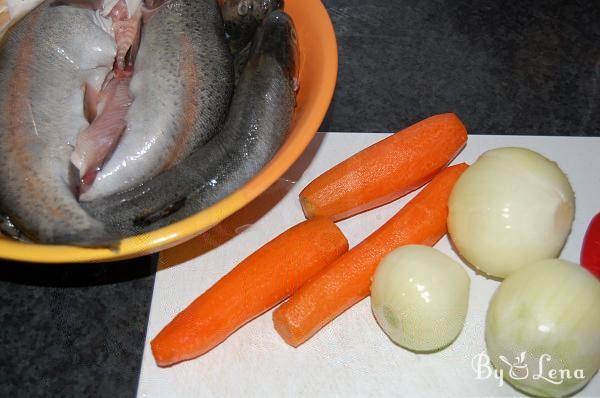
<box><xmin>84</xmin><ymin>10</ymin><xmax>298</xmax><ymax>236</ymax></box>
<box><xmin>77</xmin><ymin>0</ymin><xmax>233</xmax><ymax>201</ymax></box>
<box><xmin>0</xmin><ymin>0</ymin><xmax>233</xmax><ymax>245</ymax></box>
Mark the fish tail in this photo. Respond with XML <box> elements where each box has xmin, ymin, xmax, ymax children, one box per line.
<box><xmin>48</xmin><ymin>221</ymin><xmax>121</xmax><ymax>249</ymax></box>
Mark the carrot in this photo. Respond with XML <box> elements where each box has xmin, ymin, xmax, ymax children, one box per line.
<box><xmin>273</xmin><ymin>163</ymin><xmax>468</xmax><ymax>347</ymax></box>
<box><xmin>151</xmin><ymin>217</ymin><xmax>348</xmax><ymax>366</ymax></box>
<box><xmin>299</xmin><ymin>113</ymin><xmax>467</xmax><ymax>221</ymax></box>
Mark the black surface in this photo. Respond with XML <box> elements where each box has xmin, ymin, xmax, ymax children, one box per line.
<box><xmin>2</xmin><ymin>1</ymin><xmax>600</xmax><ymax>397</ymax></box>
<box><xmin>321</xmin><ymin>0</ymin><xmax>600</xmax><ymax>135</ymax></box>
<box><xmin>0</xmin><ymin>257</ymin><xmax>157</xmax><ymax>398</ymax></box>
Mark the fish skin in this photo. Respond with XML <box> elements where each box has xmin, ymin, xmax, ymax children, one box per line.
<box><xmin>0</xmin><ymin>1</ymin><xmax>118</xmax><ymax>245</ymax></box>
<box><xmin>79</xmin><ymin>0</ymin><xmax>234</xmax><ymax>201</ymax></box>
<box><xmin>83</xmin><ymin>10</ymin><xmax>298</xmax><ymax>237</ymax></box>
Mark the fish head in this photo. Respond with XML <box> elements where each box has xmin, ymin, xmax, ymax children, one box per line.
<box><xmin>222</xmin><ymin>0</ymin><xmax>283</xmax><ymax>22</ymax></box>
<box><xmin>222</xmin><ymin>0</ymin><xmax>283</xmax><ymax>53</ymax></box>
<box><xmin>250</xmin><ymin>10</ymin><xmax>297</xmax><ymax>85</ymax></box>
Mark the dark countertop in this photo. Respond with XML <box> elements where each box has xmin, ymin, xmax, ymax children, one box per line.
<box><xmin>0</xmin><ymin>259</ymin><xmax>157</xmax><ymax>397</ymax></box>
<box><xmin>2</xmin><ymin>1</ymin><xmax>600</xmax><ymax>397</ymax></box>
<box><xmin>321</xmin><ymin>0</ymin><xmax>600</xmax><ymax>134</ymax></box>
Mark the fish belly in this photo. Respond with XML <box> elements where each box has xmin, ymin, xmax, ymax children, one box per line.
<box><xmin>80</xmin><ymin>0</ymin><xmax>233</xmax><ymax>201</ymax></box>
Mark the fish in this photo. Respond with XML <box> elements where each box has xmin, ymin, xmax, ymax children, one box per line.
<box><xmin>83</xmin><ymin>10</ymin><xmax>298</xmax><ymax>237</ymax></box>
<box><xmin>0</xmin><ymin>1</ymin><xmax>118</xmax><ymax>245</ymax></box>
<box><xmin>0</xmin><ymin>0</ymin><xmax>233</xmax><ymax>245</ymax></box>
<box><xmin>77</xmin><ymin>0</ymin><xmax>233</xmax><ymax>201</ymax></box>
<box><xmin>221</xmin><ymin>0</ymin><xmax>283</xmax><ymax>83</ymax></box>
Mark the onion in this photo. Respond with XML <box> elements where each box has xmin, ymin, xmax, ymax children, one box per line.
<box><xmin>448</xmin><ymin>147</ymin><xmax>575</xmax><ymax>278</ymax></box>
<box><xmin>370</xmin><ymin>245</ymin><xmax>470</xmax><ymax>352</ymax></box>
<box><xmin>486</xmin><ymin>259</ymin><xmax>600</xmax><ymax>397</ymax></box>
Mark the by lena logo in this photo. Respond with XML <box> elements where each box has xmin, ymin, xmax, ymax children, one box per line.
<box><xmin>471</xmin><ymin>351</ymin><xmax>586</xmax><ymax>387</ymax></box>
<box><xmin>471</xmin><ymin>351</ymin><xmax>504</xmax><ymax>386</ymax></box>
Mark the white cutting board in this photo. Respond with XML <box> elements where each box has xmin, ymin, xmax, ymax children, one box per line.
<box><xmin>137</xmin><ymin>133</ymin><xmax>600</xmax><ymax>398</ymax></box>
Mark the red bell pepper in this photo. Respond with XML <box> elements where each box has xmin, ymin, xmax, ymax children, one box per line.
<box><xmin>581</xmin><ymin>213</ymin><xmax>600</xmax><ymax>279</ymax></box>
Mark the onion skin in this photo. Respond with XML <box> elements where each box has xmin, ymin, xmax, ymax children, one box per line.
<box><xmin>486</xmin><ymin>259</ymin><xmax>600</xmax><ymax>397</ymax></box>
<box><xmin>370</xmin><ymin>245</ymin><xmax>470</xmax><ymax>352</ymax></box>
<box><xmin>448</xmin><ymin>147</ymin><xmax>575</xmax><ymax>279</ymax></box>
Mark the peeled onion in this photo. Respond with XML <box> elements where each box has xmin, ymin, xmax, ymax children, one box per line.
<box><xmin>486</xmin><ymin>259</ymin><xmax>600</xmax><ymax>397</ymax></box>
<box><xmin>448</xmin><ymin>147</ymin><xmax>575</xmax><ymax>278</ymax></box>
<box><xmin>370</xmin><ymin>245</ymin><xmax>470</xmax><ymax>352</ymax></box>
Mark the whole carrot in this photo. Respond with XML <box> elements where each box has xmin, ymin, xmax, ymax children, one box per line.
<box><xmin>151</xmin><ymin>217</ymin><xmax>349</xmax><ymax>366</ymax></box>
<box><xmin>300</xmin><ymin>113</ymin><xmax>467</xmax><ymax>221</ymax></box>
<box><xmin>273</xmin><ymin>163</ymin><xmax>468</xmax><ymax>347</ymax></box>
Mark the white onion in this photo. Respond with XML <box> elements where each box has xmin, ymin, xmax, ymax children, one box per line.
<box><xmin>370</xmin><ymin>245</ymin><xmax>470</xmax><ymax>352</ymax></box>
<box><xmin>486</xmin><ymin>259</ymin><xmax>600</xmax><ymax>397</ymax></box>
<box><xmin>448</xmin><ymin>147</ymin><xmax>575</xmax><ymax>279</ymax></box>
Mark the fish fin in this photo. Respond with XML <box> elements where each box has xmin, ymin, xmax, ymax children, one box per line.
<box><xmin>133</xmin><ymin>198</ymin><xmax>187</xmax><ymax>227</ymax></box>
<box><xmin>50</xmin><ymin>0</ymin><xmax>103</xmax><ymax>10</ymax></box>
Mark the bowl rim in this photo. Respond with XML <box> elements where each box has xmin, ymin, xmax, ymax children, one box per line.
<box><xmin>0</xmin><ymin>0</ymin><xmax>338</xmax><ymax>264</ymax></box>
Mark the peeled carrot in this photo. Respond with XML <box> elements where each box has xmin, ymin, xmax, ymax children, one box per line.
<box><xmin>151</xmin><ymin>217</ymin><xmax>348</xmax><ymax>366</ymax></box>
<box><xmin>299</xmin><ymin>113</ymin><xmax>467</xmax><ymax>221</ymax></box>
<box><xmin>273</xmin><ymin>163</ymin><xmax>468</xmax><ymax>347</ymax></box>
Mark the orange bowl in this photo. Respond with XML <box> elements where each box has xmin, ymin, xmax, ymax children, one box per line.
<box><xmin>0</xmin><ymin>0</ymin><xmax>338</xmax><ymax>263</ymax></box>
